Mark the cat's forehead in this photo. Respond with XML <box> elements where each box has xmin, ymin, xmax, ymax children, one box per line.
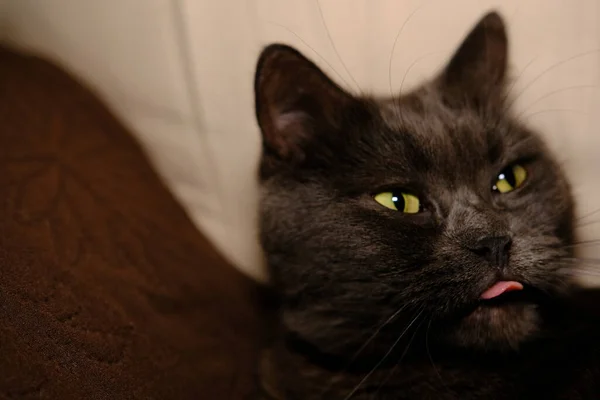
<box><xmin>380</xmin><ymin>91</ymin><xmax>485</xmax><ymax>154</ymax></box>
<box><xmin>372</xmin><ymin>89</ymin><xmax>531</xmax><ymax>175</ymax></box>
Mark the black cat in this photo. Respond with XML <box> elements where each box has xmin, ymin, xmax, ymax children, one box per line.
<box><xmin>254</xmin><ymin>11</ymin><xmax>600</xmax><ymax>399</ymax></box>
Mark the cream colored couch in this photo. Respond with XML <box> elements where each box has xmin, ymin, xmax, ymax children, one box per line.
<box><xmin>3</xmin><ymin>0</ymin><xmax>599</xmax><ymax>284</ymax></box>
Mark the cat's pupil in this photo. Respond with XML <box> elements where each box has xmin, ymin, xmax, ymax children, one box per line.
<box><xmin>499</xmin><ymin>167</ymin><xmax>516</xmax><ymax>187</ymax></box>
<box><xmin>391</xmin><ymin>192</ymin><xmax>405</xmax><ymax>211</ymax></box>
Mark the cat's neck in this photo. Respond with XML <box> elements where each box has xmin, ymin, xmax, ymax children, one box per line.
<box><xmin>260</xmin><ymin>290</ymin><xmax>600</xmax><ymax>399</ymax></box>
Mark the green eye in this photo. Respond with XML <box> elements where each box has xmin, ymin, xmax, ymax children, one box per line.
<box><xmin>374</xmin><ymin>191</ymin><xmax>421</xmax><ymax>213</ymax></box>
<box><xmin>493</xmin><ymin>164</ymin><xmax>527</xmax><ymax>193</ymax></box>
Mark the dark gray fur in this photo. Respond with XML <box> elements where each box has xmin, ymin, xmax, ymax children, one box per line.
<box><xmin>254</xmin><ymin>11</ymin><xmax>600</xmax><ymax>399</ymax></box>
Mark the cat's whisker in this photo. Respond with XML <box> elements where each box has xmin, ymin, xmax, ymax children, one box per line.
<box><xmin>342</xmin><ymin>308</ymin><xmax>425</xmax><ymax>400</ymax></box>
<box><xmin>373</xmin><ymin>318</ymin><xmax>426</xmax><ymax>395</ymax></box>
<box><xmin>575</xmin><ymin>206</ymin><xmax>600</xmax><ymax>222</ymax></box>
<box><xmin>564</xmin><ymin>267</ymin><xmax>600</xmax><ymax>278</ymax></box>
<box><xmin>520</xmin><ymin>108</ymin><xmax>589</xmax><ymax>122</ymax></box>
<box><xmin>506</xmin><ymin>48</ymin><xmax>600</xmax><ymax>111</ymax></box>
<box><xmin>502</xmin><ymin>135</ymin><xmax>539</xmax><ymax>154</ymax></box>
<box><xmin>347</xmin><ymin>305</ymin><xmax>408</xmax><ymax>363</ymax></box>
<box><xmin>562</xmin><ymin>243</ymin><xmax>600</xmax><ymax>252</ymax></box>
<box><xmin>398</xmin><ymin>50</ymin><xmax>447</xmax><ymax>96</ymax></box>
<box><xmin>562</xmin><ymin>257</ymin><xmax>600</xmax><ymax>265</ymax></box>
<box><xmin>504</xmin><ymin>55</ymin><xmax>539</xmax><ymax>106</ymax></box>
<box><xmin>515</xmin><ymin>84</ymin><xmax>598</xmax><ymax>119</ymax></box>
<box><xmin>575</xmin><ymin>219</ymin><xmax>600</xmax><ymax>228</ymax></box>
<box><xmin>426</xmin><ymin>317</ymin><xmax>447</xmax><ymax>389</ymax></box>
<box><xmin>571</xmin><ymin>238</ymin><xmax>600</xmax><ymax>245</ymax></box>
<box><xmin>560</xmin><ymin>239</ymin><xmax>600</xmax><ymax>250</ymax></box>
<box><xmin>573</xmin><ymin>271</ymin><xmax>600</xmax><ymax>278</ymax></box>
<box><xmin>315</xmin><ymin>305</ymin><xmax>408</xmax><ymax>398</ymax></box>
<box><xmin>264</xmin><ymin>21</ymin><xmax>353</xmax><ymax>91</ymax></box>
<box><xmin>556</xmin><ymin>258</ymin><xmax>600</xmax><ymax>278</ymax></box>
<box><xmin>508</xmin><ymin>3</ymin><xmax>522</xmax><ymax>21</ymax></box>
<box><xmin>388</xmin><ymin>0</ymin><xmax>434</xmax><ymax>115</ymax></box>
<box><xmin>315</xmin><ymin>0</ymin><xmax>362</xmax><ymax>94</ymax></box>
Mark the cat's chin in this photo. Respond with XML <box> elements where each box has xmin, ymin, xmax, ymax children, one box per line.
<box><xmin>446</xmin><ymin>302</ymin><xmax>541</xmax><ymax>351</ymax></box>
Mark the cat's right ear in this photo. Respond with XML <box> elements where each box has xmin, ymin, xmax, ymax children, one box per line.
<box><xmin>438</xmin><ymin>11</ymin><xmax>508</xmax><ymax>107</ymax></box>
<box><xmin>254</xmin><ymin>44</ymin><xmax>355</xmax><ymax>163</ymax></box>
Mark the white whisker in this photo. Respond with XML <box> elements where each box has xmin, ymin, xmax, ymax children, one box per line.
<box><xmin>507</xmin><ymin>48</ymin><xmax>600</xmax><ymax>110</ymax></box>
<box><xmin>315</xmin><ymin>0</ymin><xmax>362</xmax><ymax>93</ymax></box>
<box><xmin>315</xmin><ymin>305</ymin><xmax>408</xmax><ymax>398</ymax></box>
<box><xmin>342</xmin><ymin>308</ymin><xmax>424</xmax><ymax>400</ymax></box>
<box><xmin>265</xmin><ymin>20</ymin><xmax>352</xmax><ymax>90</ymax></box>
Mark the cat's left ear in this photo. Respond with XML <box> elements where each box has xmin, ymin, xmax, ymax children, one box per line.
<box><xmin>439</xmin><ymin>11</ymin><xmax>508</xmax><ymax>106</ymax></box>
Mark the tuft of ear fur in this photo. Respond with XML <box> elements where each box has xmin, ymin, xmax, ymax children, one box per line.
<box><xmin>254</xmin><ymin>44</ymin><xmax>356</xmax><ymax>164</ymax></box>
<box><xmin>439</xmin><ymin>11</ymin><xmax>508</xmax><ymax>107</ymax></box>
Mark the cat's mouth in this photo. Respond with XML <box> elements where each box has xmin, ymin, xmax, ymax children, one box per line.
<box><xmin>451</xmin><ymin>281</ymin><xmax>545</xmax><ymax>350</ymax></box>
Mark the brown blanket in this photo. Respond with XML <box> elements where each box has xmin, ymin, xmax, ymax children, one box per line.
<box><xmin>0</xmin><ymin>46</ymin><xmax>266</xmax><ymax>399</ymax></box>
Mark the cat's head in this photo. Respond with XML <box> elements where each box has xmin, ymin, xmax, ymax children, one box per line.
<box><xmin>254</xmin><ymin>12</ymin><xmax>575</xmax><ymax>354</ymax></box>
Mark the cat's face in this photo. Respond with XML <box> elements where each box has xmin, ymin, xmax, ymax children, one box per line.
<box><xmin>254</xmin><ymin>12</ymin><xmax>575</xmax><ymax>354</ymax></box>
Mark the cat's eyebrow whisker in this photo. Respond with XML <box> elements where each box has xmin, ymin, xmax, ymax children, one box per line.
<box><xmin>519</xmin><ymin>108</ymin><xmax>590</xmax><ymax>122</ymax></box>
<box><xmin>506</xmin><ymin>48</ymin><xmax>600</xmax><ymax>111</ymax></box>
<box><xmin>575</xmin><ymin>207</ymin><xmax>600</xmax><ymax>222</ymax></box>
<box><xmin>576</xmin><ymin>219</ymin><xmax>600</xmax><ymax>228</ymax></box>
<box><xmin>398</xmin><ymin>50</ymin><xmax>448</xmax><ymax>96</ymax></box>
<box><xmin>504</xmin><ymin>135</ymin><xmax>541</xmax><ymax>153</ymax></box>
<box><xmin>388</xmin><ymin>0</ymin><xmax>435</xmax><ymax>116</ymax></box>
<box><xmin>315</xmin><ymin>0</ymin><xmax>362</xmax><ymax>94</ymax></box>
<box><xmin>342</xmin><ymin>308</ymin><xmax>425</xmax><ymax>400</ymax></box>
<box><xmin>264</xmin><ymin>20</ymin><xmax>353</xmax><ymax>91</ymax></box>
<box><xmin>503</xmin><ymin>55</ymin><xmax>539</xmax><ymax>106</ymax></box>
<box><xmin>515</xmin><ymin>84</ymin><xmax>598</xmax><ymax>119</ymax></box>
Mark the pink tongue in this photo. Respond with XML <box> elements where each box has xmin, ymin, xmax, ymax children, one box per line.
<box><xmin>480</xmin><ymin>281</ymin><xmax>524</xmax><ymax>300</ymax></box>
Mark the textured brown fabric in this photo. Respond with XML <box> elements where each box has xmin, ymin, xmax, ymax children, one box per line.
<box><xmin>0</xmin><ymin>47</ymin><xmax>266</xmax><ymax>399</ymax></box>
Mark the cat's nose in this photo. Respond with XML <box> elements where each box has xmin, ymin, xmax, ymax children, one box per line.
<box><xmin>470</xmin><ymin>235</ymin><xmax>512</xmax><ymax>269</ymax></box>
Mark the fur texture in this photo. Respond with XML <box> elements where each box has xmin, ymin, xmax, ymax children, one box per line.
<box><xmin>254</xmin><ymin>11</ymin><xmax>600</xmax><ymax>399</ymax></box>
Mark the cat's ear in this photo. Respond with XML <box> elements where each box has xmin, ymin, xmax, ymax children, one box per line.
<box><xmin>254</xmin><ymin>44</ymin><xmax>355</xmax><ymax>162</ymax></box>
<box><xmin>439</xmin><ymin>11</ymin><xmax>508</xmax><ymax>105</ymax></box>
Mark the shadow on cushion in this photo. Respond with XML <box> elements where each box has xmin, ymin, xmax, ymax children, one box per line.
<box><xmin>0</xmin><ymin>46</ymin><xmax>269</xmax><ymax>399</ymax></box>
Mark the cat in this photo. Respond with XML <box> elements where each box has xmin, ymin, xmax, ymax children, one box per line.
<box><xmin>253</xmin><ymin>11</ymin><xmax>600</xmax><ymax>399</ymax></box>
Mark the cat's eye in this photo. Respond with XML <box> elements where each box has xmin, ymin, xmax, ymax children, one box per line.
<box><xmin>493</xmin><ymin>164</ymin><xmax>527</xmax><ymax>193</ymax></box>
<box><xmin>374</xmin><ymin>191</ymin><xmax>421</xmax><ymax>213</ymax></box>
